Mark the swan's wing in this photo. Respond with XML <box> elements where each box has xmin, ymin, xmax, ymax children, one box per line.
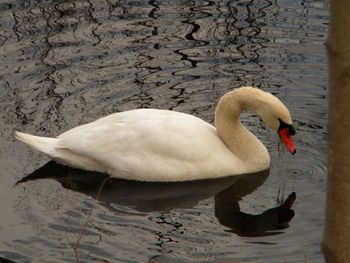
<box><xmin>56</xmin><ymin>109</ymin><xmax>243</xmax><ymax>181</ymax></box>
<box><xmin>58</xmin><ymin>109</ymin><xmax>211</xmax><ymax>161</ymax></box>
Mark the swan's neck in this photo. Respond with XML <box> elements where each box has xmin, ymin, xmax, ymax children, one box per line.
<box><xmin>214</xmin><ymin>88</ymin><xmax>269</xmax><ymax>169</ymax></box>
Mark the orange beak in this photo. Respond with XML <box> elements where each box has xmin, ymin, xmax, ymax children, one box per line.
<box><xmin>278</xmin><ymin>128</ymin><xmax>296</xmax><ymax>155</ymax></box>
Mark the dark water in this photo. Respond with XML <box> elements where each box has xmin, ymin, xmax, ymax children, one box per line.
<box><xmin>0</xmin><ymin>0</ymin><xmax>328</xmax><ymax>262</ymax></box>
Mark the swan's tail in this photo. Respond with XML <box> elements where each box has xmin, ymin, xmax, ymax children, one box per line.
<box><xmin>15</xmin><ymin>131</ymin><xmax>58</xmax><ymax>157</ymax></box>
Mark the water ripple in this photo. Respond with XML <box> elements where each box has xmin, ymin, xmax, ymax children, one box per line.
<box><xmin>0</xmin><ymin>0</ymin><xmax>328</xmax><ymax>262</ymax></box>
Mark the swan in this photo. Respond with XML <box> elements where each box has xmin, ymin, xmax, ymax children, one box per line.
<box><xmin>15</xmin><ymin>86</ymin><xmax>296</xmax><ymax>182</ymax></box>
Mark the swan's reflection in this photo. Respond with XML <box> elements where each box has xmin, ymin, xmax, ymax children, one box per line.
<box><xmin>17</xmin><ymin>161</ymin><xmax>295</xmax><ymax>237</ymax></box>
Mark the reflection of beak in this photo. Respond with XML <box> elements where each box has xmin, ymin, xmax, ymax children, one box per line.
<box><xmin>277</xmin><ymin>192</ymin><xmax>296</xmax><ymax>224</ymax></box>
<box><xmin>278</xmin><ymin>128</ymin><xmax>296</xmax><ymax>155</ymax></box>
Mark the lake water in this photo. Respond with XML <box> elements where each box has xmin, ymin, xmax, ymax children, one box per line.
<box><xmin>0</xmin><ymin>0</ymin><xmax>328</xmax><ymax>262</ymax></box>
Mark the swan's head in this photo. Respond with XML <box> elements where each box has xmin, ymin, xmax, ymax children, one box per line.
<box><xmin>217</xmin><ymin>86</ymin><xmax>296</xmax><ymax>155</ymax></box>
<box><xmin>253</xmin><ymin>90</ymin><xmax>296</xmax><ymax>155</ymax></box>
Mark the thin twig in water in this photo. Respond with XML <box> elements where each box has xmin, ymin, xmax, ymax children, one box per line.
<box><xmin>72</xmin><ymin>176</ymin><xmax>110</xmax><ymax>262</ymax></box>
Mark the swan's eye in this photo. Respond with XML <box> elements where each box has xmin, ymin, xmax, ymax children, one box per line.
<box><xmin>277</xmin><ymin>118</ymin><xmax>295</xmax><ymax>136</ymax></box>
<box><xmin>289</xmin><ymin>126</ymin><xmax>296</xmax><ymax>135</ymax></box>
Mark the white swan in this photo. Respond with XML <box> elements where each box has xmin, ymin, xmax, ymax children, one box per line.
<box><xmin>15</xmin><ymin>86</ymin><xmax>296</xmax><ymax>182</ymax></box>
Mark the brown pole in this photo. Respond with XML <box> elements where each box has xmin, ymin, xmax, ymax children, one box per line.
<box><xmin>323</xmin><ymin>0</ymin><xmax>350</xmax><ymax>261</ymax></box>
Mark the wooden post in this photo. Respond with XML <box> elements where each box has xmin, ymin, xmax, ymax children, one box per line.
<box><xmin>323</xmin><ymin>0</ymin><xmax>350</xmax><ymax>261</ymax></box>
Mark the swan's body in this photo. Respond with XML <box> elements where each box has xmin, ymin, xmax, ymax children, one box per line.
<box><xmin>16</xmin><ymin>87</ymin><xmax>295</xmax><ymax>182</ymax></box>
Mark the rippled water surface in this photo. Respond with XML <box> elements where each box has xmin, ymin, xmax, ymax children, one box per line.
<box><xmin>0</xmin><ymin>0</ymin><xmax>328</xmax><ymax>262</ymax></box>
